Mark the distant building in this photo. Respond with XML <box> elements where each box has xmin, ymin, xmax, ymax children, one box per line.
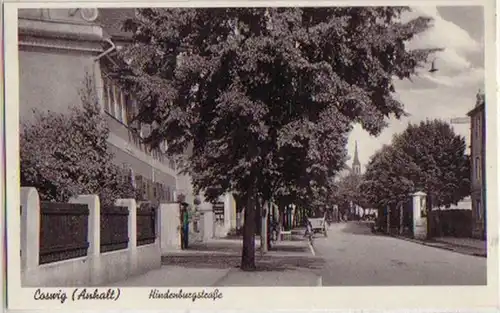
<box><xmin>467</xmin><ymin>91</ymin><xmax>486</xmax><ymax>240</ymax></box>
<box><xmin>334</xmin><ymin>141</ymin><xmax>373</xmax><ymax>218</ymax></box>
<box><xmin>435</xmin><ymin>196</ymin><xmax>472</xmax><ymax>211</ymax></box>
<box><xmin>335</xmin><ymin>141</ymin><xmax>362</xmax><ymax>181</ymax></box>
<box><xmin>18</xmin><ymin>8</ymin><xmax>177</xmax><ymax>204</ymax></box>
<box><xmin>352</xmin><ymin>141</ymin><xmax>361</xmax><ymax>175</ymax></box>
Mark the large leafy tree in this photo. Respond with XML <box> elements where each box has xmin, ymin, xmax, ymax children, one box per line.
<box><xmin>361</xmin><ymin>144</ymin><xmax>420</xmax><ymax>210</ymax></box>
<box><xmin>362</xmin><ymin>119</ymin><xmax>470</xmax><ymax>212</ymax></box>
<box><xmin>113</xmin><ymin>7</ymin><xmax>437</xmax><ymax>270</ymax></box>
<box><xmin>392</xmin><ymin>120</ymin><xmax>471</xmax><ymax>207</ymax></box>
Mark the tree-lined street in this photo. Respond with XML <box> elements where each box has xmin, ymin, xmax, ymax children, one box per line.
<box><xmin>112</xmin><ymin>221</ymin><xmax>486</xmax><ymax>286</ymax></box>
<box><xmin>18</xmin><ymin>6</ymin><xmax>487</xmax><ymax>288</ymax></box>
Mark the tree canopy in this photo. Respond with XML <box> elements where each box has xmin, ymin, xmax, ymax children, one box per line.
<box><xmin>114</xmin><ymin>7</ymin><xmax>438</xmax><ymax>269</ymax></box>
<box><xmin>361</xmin><ymin>120</ymin><xmax>470</xmax><ymax>210</ymax></box>
<box><xmin>361</xmin><ymin>144</ymin><xmax>420</xmax><ymax>209</ymax></box>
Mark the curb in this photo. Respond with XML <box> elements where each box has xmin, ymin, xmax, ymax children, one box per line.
<box><xmin>434</xmin><ymin>240</ymin><xmax>487</xmax><ymax>251</ymax></box>
<box><xmin>163</xmin><ymin>251</ymin><xmax>240</xmax><ymax>258</ymax></box>
<box><xmin>308</xmin><ymin>241</ymin><xmax>316</xmax><ymax>257</ymax></box>
<box><xmin>211</xmin><ymin>268</ymin><xmax>237</xmax><ymax>286</ymax></box>
<box><xmin>389</xmin><ymin>234</ymin><xmax>487</xmax><ymax>258</ymax></box>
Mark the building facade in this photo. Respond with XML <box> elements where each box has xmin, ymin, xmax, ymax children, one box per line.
<box><xmin>18</xmin><ymin>8</ymin><xmax>177</xmax><ymax>204</ymax></box>
<box><xmin>467</xmin><ymin>92</ymin><xmax>486</xmax><ymax>240</ymax></box>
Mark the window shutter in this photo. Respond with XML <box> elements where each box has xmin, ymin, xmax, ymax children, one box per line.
<box><xmin>135</xmin><ymin>175</ymin><xmax>143</xmax><ymax>200</ymax></box>
<box><xmin>157</xmin><ymin>183</ymin><xmax>162</xmax><ymax>202</ymax></box>
<box><xmin>125</xmin><ymin>95</ymin><xmax>135</xmax><ymax>126</ymax></box>
<box><xmin>102</xmin><ymin>77</ymin><xmax>110</xmax><ymax>113</ymax></box>
<box><xmin>161</xmin><ymin>184</ymin><xmax>166</xmax><ymax>201</ymax></box>
<box><xmin>147</xmin><ymin>179</ymin><xmax>153</xmax><ymax>201</ymax></box>
<box><xmin>145</xmin><ymin>179</ymin><xmax>150</xmax><ymax>200</ymax></box>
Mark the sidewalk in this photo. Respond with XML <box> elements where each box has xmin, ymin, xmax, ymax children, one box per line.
<box><xmin>110</xmin><ymin>266</ymin><xmax>231</xmax><ymax>287</ymax></box>
<box><xmin>434</xmin><ymin>237</ymin><xmax>486</xmax><ymax>251</ymax></box>
<box><xmin>111</xmin><ymin>263</ymin><xmax>321</xmax><ymax>287</ymax></box>
<box><xmin>168</xmin><ymin>236</ymin><xmax>313</xmax><ymax>258</ymax></box>
<box><xmin>111</xmin><ymin>237</ymin><xmax>322</xmax><ymax>287</ymax></box>
<box><xmin>215</xmin><ymin>267</ymin><xmax>321</xmax><ymax>286</ymax></box>
<box><xmin>392</xmin><ymin>235</ymin><xmax>487</xmax><ymax>258</ymax></box>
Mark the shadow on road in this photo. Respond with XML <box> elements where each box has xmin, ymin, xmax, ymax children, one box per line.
<box><xmin>269</xmin><ymin>244</ymin><xmax>307</xmax><ymax>253</ymax></box>
<box><xmin>162</xmin><ymin>254</ymin><xmax>324</xmax><ymax>272</ymax></box>
<box><xmin>185</xmin><ymin>240</ymin><xmax>310</xmax><ymax>254</ymax></box>
<box><xmin>340</xmin><ymin>221</ymin><xmax>384</xmax><ymax>236</ymax></box>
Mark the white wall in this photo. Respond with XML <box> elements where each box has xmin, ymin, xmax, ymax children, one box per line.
<box><xmin>175</xmin><ymin>172</ymin><xmax>195</xmax><ymax>206</ymax></box>
<box><xmin>20</xmin><ymin>188</ymin><xmax>161</xmax><ymax>287</ymax></box>
<box><xmin>158</xmin><ymin>203</ymin><xmax>181</xmax><ymax>253</ymax></box>
<box><xmin>412</xmin><ymin>192</ymin><xmax>428</xmax><ymax>240</ymax></box>
<box><xmin>436</xmin><ymin>197</ymin><xmax>472</xmax><ymax>211</ymax></box>
<box><xmin>199</xmin><ymin>203</ymin><xmax>214</xmax><ymax>241</ymax></box>
<box><xmin>213</xmin><ymin>193</ymin><xmax>236</xmax><ymax>238</ymax></box>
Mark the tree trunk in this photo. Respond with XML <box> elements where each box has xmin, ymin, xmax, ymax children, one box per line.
<box><xmin>277</xmin><ymin>203</ymin><xmax>284</xmax><ymax>240</ymax></box>
<box><xmin>426</xmin><ymin>193</ymin><xmax>433</xmax><ymax>240</ymax></box>
<box><xmin>259</xmin><ymin>198</ymin><xmax>267</xmax><ymax>254</ymax></box>
<box><xmin>399</xmin><ymin>202</ymin><xmax>404</xmax><ymax>235</ymax></box>
<box><xmin>241</xmin><ymin>192</ymin><xmax>257</xmax><ymax>271</ymax></box>
<box><xmin>386</xmin><ymin>205</ymin><xmax>391</xmax><ymax>234</ymax></box>
<box><xmin>266</xmin><ymin>202</ymin><xmax>272</xmax><ymax>250</ymax></box>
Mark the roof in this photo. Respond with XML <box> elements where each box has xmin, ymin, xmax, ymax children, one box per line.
<box><xmin>98</xmin><ymin>8</ymin><xmax>135</xmax><ymax>40</ymax></box>
<box><xmin>467</xmin><ymin>102</ymin><xmax>485</xmax><ymax>117</ymax></box>
<box><xmin>352</xmin><ymin>141</ymin><xmax>360</xmax><ymax>166</ymax></box>
<box><xmin>467</xmin><ymin>91</ymin><xmax>486</xmax><ymax>117</ymax></box>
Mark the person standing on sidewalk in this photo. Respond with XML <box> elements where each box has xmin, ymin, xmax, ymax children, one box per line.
<box><xmin>180</xmin><ymin>203</ymin><xmax>190</xmax><ymax>249</ymax></box>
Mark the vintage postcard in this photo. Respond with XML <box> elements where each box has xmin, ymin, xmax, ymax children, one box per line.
<box><xmin>4</xmin><ymin>0</ymin><xmax>499</xmax><ymax>311</ymax></box>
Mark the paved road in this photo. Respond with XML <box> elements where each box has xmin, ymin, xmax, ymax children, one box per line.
<box><xmin>312</xmin><ymin>222</ymin><xmax>487</xmax><ymax>286</ymax></box>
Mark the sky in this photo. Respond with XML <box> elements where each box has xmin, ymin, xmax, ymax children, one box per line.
<box><xmin>346</xmin><ymin>6</ymin><xmax>485</xmax><ymax>172</ymax></box>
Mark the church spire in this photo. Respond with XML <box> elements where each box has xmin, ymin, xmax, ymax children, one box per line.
<box><xmin>352</xmin><ymin>141</ymin><xmax>361</xmax><ymax>175</ymax></box>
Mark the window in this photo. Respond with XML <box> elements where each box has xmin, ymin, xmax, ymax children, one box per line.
<box><xmin>135</xmin><ymin>175</ymin><xmax>144</xmax><ymax>200</ymax></box>
<box><xmin>476</xmin><ymin>199</ymin><xmax>482</xmax><ymax>220</ymax></box>
<box><xmin>146</xmin><ymin>179</ymin><xmax>153</xmax><ymax>200</ymax></box>
<box><xmin>160</xmin><ymin>140</ymin><xmax>169</xmax><ymax>153</ymax></box>
<box><xmin>129</xmin><ymin>168</ymin><xmax>136</xmax><ymax>188</ymax></box>
<box><xmin>475</xmin><ymin>116</ymin><xmax>481</xmax><ymax>139</ymax></box>
<box><xmin>102</xmin><ymin>74</ymin><xmax>130</xmax><ymax>125</ymax></box>
<box><xmin>475</xmin><ymin>156</ymin><xmax>481</xmax><ymax>181</ymax></box>
<box><xmin>158</xmin><ymin>184</ymin><xmax>165</xmax><ymax>201</ymax></box>
<box><xmin>169</xmin><ymin>158</ymin><xmax>176</xmax><ymax>170</ymax></box>
<box><xmin>102</xmin><ymin>77</ymin><xmax>115</xmax><ymax>116</ymax></box>
<box><xmin>166</xmin><ymin>186</ymin><xmax>171</xmax><ymax>202</ymax></box>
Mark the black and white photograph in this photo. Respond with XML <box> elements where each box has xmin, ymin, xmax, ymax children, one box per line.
<box><xmin>4</xmin><ymin>1</ymin><xmax>499</xmax><ymax>310</ymax></box>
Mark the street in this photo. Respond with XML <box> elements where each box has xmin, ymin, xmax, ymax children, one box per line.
<box><xmin>113</xmin><ymin>222</ymin><xmax>486</xmax><ymax>287</ymax></box>
<box><xmin>313</xmin><ymin>222</ymin><xmax>487</xmax><ymax>286</ymax></box>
